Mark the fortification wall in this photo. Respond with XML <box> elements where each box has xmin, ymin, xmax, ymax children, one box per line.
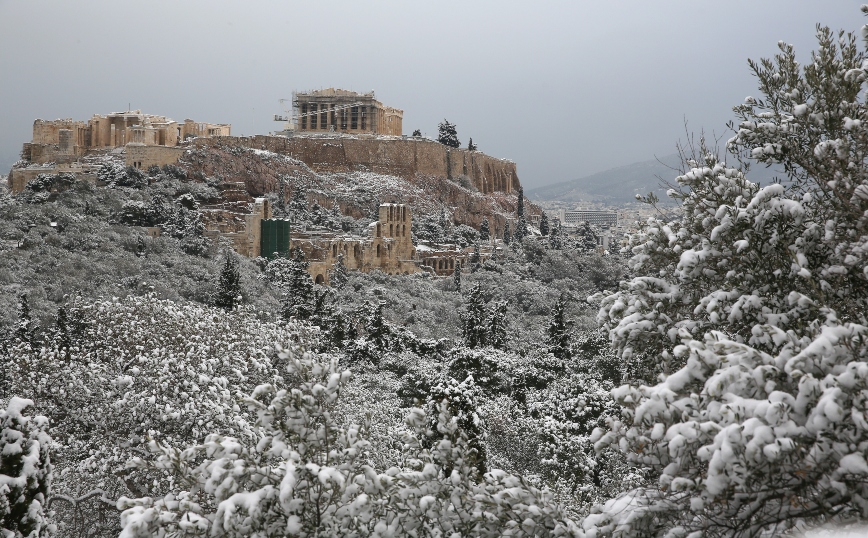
<box><xmin>196</xmin><ymin>135</ymin><xmax>521</xmax><ymax>194</ymax></box>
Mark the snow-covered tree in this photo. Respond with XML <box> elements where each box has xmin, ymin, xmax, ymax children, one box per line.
<box><xmin>412</xmin><ymin>128</ymin><xmax>422</xmax><ymax>137</ymax></box>
<box><xmin>5</xmin><ymin>295</ymin><xmax>307</xmax><ymax>536</ymax></box>
<box><xmin>468</xmin><ymin>137</ymin><xmax>478</xmax><ymax>151</ymax></box>
<box><xmin>540</xmin><ymin>212</ymin><xmax>550</xmax><ymax>236</ymax></box>
<box><xmin>14</xmin><ymin>293</ymin><xmax>38</xmax><ymax>348</ymax></box>
<box><xmin>117</xmin><ymin>347</ymin><xmax>581</xmax><ymax>537</ymax></box>
<box><xmin>0</xmin><ymin>397</ymin><xmax>52</xmax><ymax>538</ymax></box>
<box><xmin>213</xmin><ymin>251</ymin><xmax>242</xmax><ymax>309</ymax></box>
<box><xmin>364</xmin><ymin>300</ymin><xmax>390</xmax><ymax>351</ymax></box>
<box><xmin>264</xmin><ymin>248</ymin><xmax>316</xmax><ymax>320</ymax></box>
<box><xmin>503</xmin><ymin>222</ymin><xmax>512</xmax><ymax>245</ymax></box>
<box><xmin>549</xmin><ymin>219</ymin><xmax>563</xmax><ymax>250</ymax></box>
<box><xmin>488</xmin><ymin>300</ymin><xmax>509</xmax><ymax>351</ymax></box>
<box><xmin>329</xmin><ymin>252</ymin><xmax>349</xmax><ymax>289</ymax></box>
<box><xmin>480</xmin><ymin>217</ymin><xmax>490</xmax><ymax>242</ymax></box>
<box><xmin>424</xmin><ymin>376</ymin><xmax>487</xmax><ymax>478</ymax></box>
<box><xmin>575</xmin><ymin>221</ymin><xmax>598</xmax><ymax>253</ymax></box>
<box><xmin>547</xmin><ymin>295</ymin><xmax>572</xmax><ymax>360</ymax></box>
<box><xmin>437</xmin><ymin>119</ymin><xmax>460</xmax><ymax>148</ymax></box>
<box><xmin>288</xmin><ymin>185</ymin><xmax>308</xmax><ymax>226</ymax></box>
<box><xmin>589</xmin><ymin>16</ymin><xmax>868</xmax><ymax>536</ymax></box>
<box><xmin>453</xmin><ymin>260</ymin><xmax>462</xmax><ymax>290</ymax></box>
<box><xmin>461</xmin><ymin>282</ymin><xmax>487</xmax><ymax>349</ymax></box>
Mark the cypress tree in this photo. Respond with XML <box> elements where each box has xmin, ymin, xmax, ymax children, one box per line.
<box><xmin>214</xmin><ymin>252</ymin><xmax>242</xmax><ymax>310</ymax></box>
<box><xmin>517</xmin><ymin>186</ymin><xmax>525</xmax><ymax>218</ymax></box>
<box><xmin>547</xmin><ymin>295</ymin><xmax>572</xmax><ymax>360</ymax></box>
<box><xmin>503</xmin><ymin>222</ymin><xmax>511</xmax><ymax>245</ymax></box>
<box><xmin>453</xmin><ymin>261</ymin><xmax>462</xmax><ymax>290</ymax></box>
<box><xmin>479</xmin><ymin>218</ymin><xmax>490</xmax><ymax>242</ymax></box>
<box><xmin>330</xmin><ymin>252</ymin><xmax>349</xmax><ymax>289</ymax></box>
<box><xmin>488</xmin><ymin>300</ymin><xmax>508</xmax><ymax>350</ymax></box>
<box><xmin>513</xmin><ymin>216</ymin><xmax>528</xmax><ymax>242</ymax></box>
<box><xmin>461</xmin><ymin>282</ymin><xmax>487</xmax><ymax>348</ymax></box>
<box><xmin>365</xmin><ymin>300</ymin><xmax>390</xmax><ymax>351</ymax></box>
<box><xmin>283</xmin><ymin>248</ymin><xmax>315</xmax><ymax>320</ymax></box>
<box><xmin>15</xmin><ymin>293</ymin><xmax>38</xmax><ymax>347</ymax></box>
<box><xmin>539</xmin><ymin>212</ymin><xmax>550</xmax><ymax>236</ymax></box>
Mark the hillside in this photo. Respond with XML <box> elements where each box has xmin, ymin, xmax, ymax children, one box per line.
<box><xmin>528</xmin><ymin>153</ymin><xmax>787</xmax><ymax>203</ymax></box>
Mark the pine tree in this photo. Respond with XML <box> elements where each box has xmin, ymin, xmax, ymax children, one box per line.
<box><xmin>547</xmin><ymin>295</ymin><xmax>571</xmax><ymax>360</ymax></box>
<box><xmin>539</xmin><ymin>212</ymin><xmax>550</xmax><ymax>236</ymax></box>
<box><xmin>502</xmin><ymin>222</ymin><xmax>511</xmax><ymax>245</ymax></box>
<box><xmin>437</xmin><ymin>120</ymin><xmax>460</xmax><ymax>148</ymax></box>
<box><xmin>461</xmin><ymin>282</ymin><xmax>487</xmax><ymax>349</ymax></box>
<box><xmin>468</xmin><ymin>138</ymin><xmax>477</xmax><ymax>151</ymax></box>
<box><xmin>214</xmin><ymin>252</ymin><xmax>242</xmax><ymax>310</ymax></box>
<box><xmin>487</xmin><ymin>300</ymin><xmax>508</xmax><ymax>350</ymax></box>
<box><xmin>453</xmin><ymin>261</ymin><xmax>462</xmax><ymax>290</ymax></box>
<box><xmin>479</xmin><ymin>218</ymin><xmax>490</xmax><ymax>242</ymax></box>
<box><xmin>576</xmin><ymin>221</ymin><xmax>598</xmax><ymax>253</ymax></box>
<box><xmin>412</xmin><ymin>129</ymin><xmax>422</xmax><ymax>137</ymax></box>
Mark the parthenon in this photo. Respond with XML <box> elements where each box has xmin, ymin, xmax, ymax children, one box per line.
<box><xmin>293</xmin><ymin>88</ymin><xmax>403</xmax><ymax>136</ymax></box>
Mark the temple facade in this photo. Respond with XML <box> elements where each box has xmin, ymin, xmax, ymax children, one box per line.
<box><xmin>293</xmin><ymin>89</ymin><xmax>403</xmax><ymax>136</ymax></box>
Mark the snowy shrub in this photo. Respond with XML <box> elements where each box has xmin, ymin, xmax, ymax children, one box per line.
<box><xmin>5</xmin><ymin>295</ymin><xmax>309</xmax><ymax>535</ymax></box>
<box><xmin>117</xmin><ymin>346</ymin><xmax>580</xmax><ymax>537</ymax></box>
<box><xmin>0</xmin><ymin>397</ymin><xmax>52</xmax><ymax>538</ymax></box>
<box><xmin>589</xmin><ymin>17</ymin><xmax>868</xmax><ymax>536</ymax></box>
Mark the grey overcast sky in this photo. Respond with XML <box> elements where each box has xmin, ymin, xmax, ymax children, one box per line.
<box><xmin>0</xmin><ymin>1</ymin><xmax>861</xmax><ymax>189</ymax></box>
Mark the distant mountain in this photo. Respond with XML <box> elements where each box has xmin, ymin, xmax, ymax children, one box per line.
<box><xmin>528</xmin><ymin>154</ymin><xmax>786</xmax><ymax>203</ymax></box>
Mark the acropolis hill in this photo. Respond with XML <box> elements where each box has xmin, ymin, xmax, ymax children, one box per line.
<box><xmin>10</xmin><ymin>97</ymin><xmax>520</xmax><ymax>196</ymax></box>
<box><xmin>6</xmin><ymin>94</ymin><xmax>534</xmax><ymax>283</ymax></box>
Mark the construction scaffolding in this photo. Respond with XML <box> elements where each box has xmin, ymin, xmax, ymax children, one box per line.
<box><xmin>273</xmin><ymin>88</ymin><xmax>403</xmax><ymax>136</ymax></box>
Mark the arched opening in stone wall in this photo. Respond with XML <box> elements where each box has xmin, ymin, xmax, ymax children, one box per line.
<box><xmin>315</xmin><ymin>274</ymin><xmax>325</xmax><ymax>285</ymax></box>
<box><xmin>377</xmin><ymin>244</ymin><xmax>382</xmax><ymax>257</ymax></box>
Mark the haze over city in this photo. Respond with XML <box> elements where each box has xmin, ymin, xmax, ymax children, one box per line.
<box><xmin>0</xmin><ymin>0</ymin><xmax>857</xmax><ymax>188</ymax></box>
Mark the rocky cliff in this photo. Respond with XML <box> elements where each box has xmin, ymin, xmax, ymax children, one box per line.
<box><xmin>180</xmin><ymin>135</ymin><xmax>534</xmax><ymax>237</ymax></box>
<box><xmin>194</xmin><ymin>135</ymin><xmax>520</xmax><ymax>195</ymax></box>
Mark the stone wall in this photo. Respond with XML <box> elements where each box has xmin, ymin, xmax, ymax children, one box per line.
<box><xmin>125</xmin><ymin>145</ymin><xmax>186</xmax><ymax>170</ymax></box>
<box><xmin>195</xmin><ymin>135</ymin><xmax>521</xmax><ymax>194</ymax></box>
<box><xmin>8</xmin><ymin>164</ymin><xmax>98</xmax><ymax>192</ymax></box>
